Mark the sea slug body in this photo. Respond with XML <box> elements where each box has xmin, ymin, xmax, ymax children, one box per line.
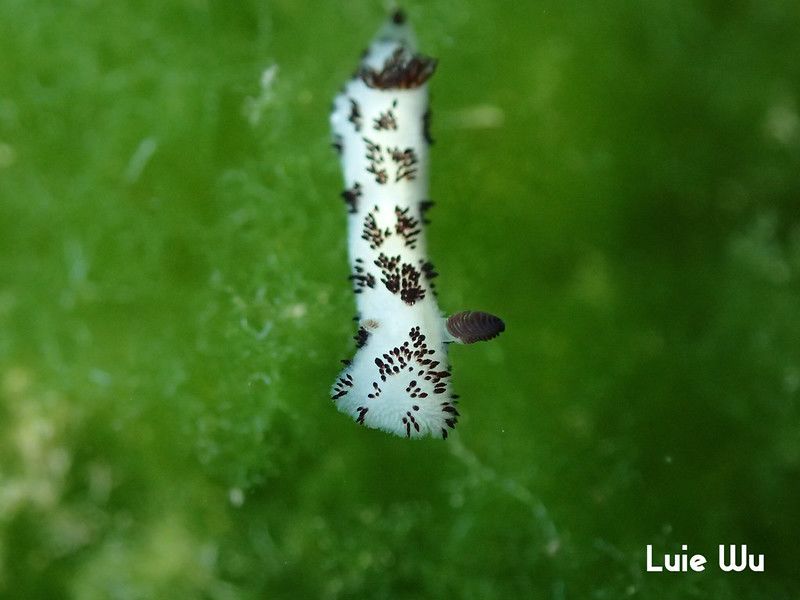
<box><xmin>329</xmin><ymin>10</ymin><xmax>504</xmax><ymax>439</ymax></box>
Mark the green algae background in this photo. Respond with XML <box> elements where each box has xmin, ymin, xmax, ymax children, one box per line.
<box><xmin>1</xmin><ymin>0</ymin><xmax>799</xmax><ymax>597</ymax></box>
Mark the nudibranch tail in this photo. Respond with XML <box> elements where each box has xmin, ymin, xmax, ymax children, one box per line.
<box><xmin>330</xmin><ymin>12</ymin><xmax>504</xmax><ymax>439</ymax></box>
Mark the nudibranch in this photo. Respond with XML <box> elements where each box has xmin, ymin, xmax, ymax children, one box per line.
<box><xmin>330</xmin><ymin>10</ymin><xmax>504</xmax><ymax>439</ymax></box>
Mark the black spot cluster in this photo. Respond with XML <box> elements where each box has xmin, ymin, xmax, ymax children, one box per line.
<box><xmin>348</xmin><ymin>98</ymin><xmax>362</xmax><ymax>132</ymax></box>
<box><xmin>331</xmin><ymin>372</ymin><xmax>354</xmax><ymax>400</ymax></box>
<box><xmin>341</xmin><ymin>182</ymin><xmax>362</xmax><ymax>214</ymax></box>
<box><xmin>350</xmin><ymin>257</ymin><xmax>376</xmax><ymax>293</ymax></box>
<box><xmin>373</xmin><ymin>100</ymin><xmax>398</xmax><ymax>131</ymax></box>
<box><xmin>388</xmin><ymin>146</ymin><xmax>418</xmax><ymax>182</ymax></box>
<box><xmin>394</xmin><ymin>206</ymin><xmax>420</xmax><ymax>248</ymax></box>
<box><xmin>364</xmin><ymin>137</ymin><xmax>388</xmax><ymax>184</ymax></box>
<box><xmin>374</xmin><ymin>253</ymin><xmax>426</xmax><ymax>305</ymax></box>
<box><xmin>361</xmin><ymin>207</ymin><xmax>391</xmax><ymax>250</ymax></box>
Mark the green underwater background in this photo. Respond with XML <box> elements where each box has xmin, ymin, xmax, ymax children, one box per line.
<box><xmin>1</xmin><ymin>1</ymin><xmax>799</xmax><ymax>598</ymax></box>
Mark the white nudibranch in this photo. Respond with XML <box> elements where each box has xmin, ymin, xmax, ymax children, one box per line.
<box><xmin>330</xmin><ymin>10</ymin><xmax>505</xmax><ymax>439</ymax></box>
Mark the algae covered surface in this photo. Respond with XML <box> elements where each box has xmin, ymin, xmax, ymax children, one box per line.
<box><xmin>1</xmin><ymin>1</ymin><xmax>799</xmax><ymax>598</ymax></box>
